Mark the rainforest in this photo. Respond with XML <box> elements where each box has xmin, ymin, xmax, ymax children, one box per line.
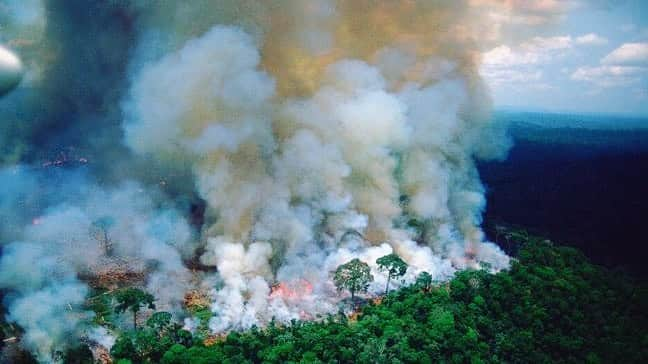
<box><xmin>1</xmin><ymin>1</ymin><xmax>647</xmax><ymax>363</ymax></box>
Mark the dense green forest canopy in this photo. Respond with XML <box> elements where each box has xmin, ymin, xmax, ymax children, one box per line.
<box><xmin>117</xmin><ymin>238</ymin><xmax>648</xmax><ymax>364</ymax></box>
<box><xmin>3</xmin><ymin>235</ymin><xmax>647</xmax><ymax>363</ymax></box>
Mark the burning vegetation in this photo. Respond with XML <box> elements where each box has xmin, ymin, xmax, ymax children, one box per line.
<box><xmin>0</xmin><ymin>0</ymin><xmax>610</xmax><ymax>362</ymax></box>
<box><xmin>82</xmin><ymin>261</ymin><xmax>147</xmax><ymax>290</ymax></box>
<box><xmin>183</xmin><ymin>290</ymin><xmax>211</xmax><ymax>312</ymax></box>
<box><xmin>270</xmin><ymin>280</ymin><xmax>314</xmax><ymax>301</ymax></box>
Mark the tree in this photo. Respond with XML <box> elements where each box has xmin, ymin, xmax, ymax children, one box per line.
<box><xmin>114</xmin><ymin>288</ymin><xmax>155</xmax><ymax>330</ymax></box>
<box><xmin>111</xmin><ymin>240</ymin><xmax>646</xmax><ymax>364</ymax></box>
<box><xmin>333</xmin><ymin>258</ymin><xmax>373</xmax><ymax>300</ymax></box>
<box><xmin>89</xmin><ymin>216</ymin><xmax>115</xmax><ymax>255</ymax></box>
<box><xmin>376</xmin><ymin>253</ymin><xmax>408</xmax><ymax>294</ymax></box>
<box><xmin>62</xmin><ymin>344</ymin><xmax>94</xmax><ymax>364</ymax></box>
<box><xmin>111</xmin><ymin>311</ymin><xmax>186</xmax><ymax>363</ymax></box>
<box><xmin>415</xmin><ymin>271</ymin><xmax>433</xmax><ymax>292</ymax></box>
<box><xmin>147</xmin><ymin>311</ymin><xmax>174</xmax><ymax>337</ymax></box>
<box><xmin>111</xmin><ymin>332</ymin><xmax>139</xmax><ymax>362</ymax></box>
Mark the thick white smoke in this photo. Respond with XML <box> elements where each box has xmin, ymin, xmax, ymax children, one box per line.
<box><xmin>0</xmin><ymin>1</ymin><xmax>572</xmax><ymax>361</ymax></box>
<box><xmin>122</xmin><ymin>18</ymin><xmax>511</xmax><ymax>331</ymax></box>
<box><xmin>0</xmin><ymin>174</ymin><xmax>197</xmax><ymax>362</ymax></box>
<box><xmin>0</xmin><ymin>242</ymin><xmax>91</xmax><ymax>362</ymax></box>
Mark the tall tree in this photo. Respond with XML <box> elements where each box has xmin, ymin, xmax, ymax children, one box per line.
<box><xmin>333</xmin><ymin>258</ymin><xmax>373</xmax><ymax>300</ymax></box>
<box><xmin>415</xmin><ymin>271</ymin><xmax>433</xmax><ymax>292</ymax></box>
<box><xmin>376</xmin><ymin>253</ymin><xmax>408</xmax><ymax>294</ymax></box>
<box><xmin>114</xmin><ymin>288</ymin><xmax>155</xmax><ymax>330</ymax></box>
<box><xmin>89</xmin><ymin>216</ymin><xmax>115</xmax><ymax>255</ymax></box>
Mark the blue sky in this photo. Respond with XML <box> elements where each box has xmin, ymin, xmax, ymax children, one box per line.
<box><xmin>480</xmin><ymin>1</ymin><xmax>648</xmax><ymax>116</ymax></box>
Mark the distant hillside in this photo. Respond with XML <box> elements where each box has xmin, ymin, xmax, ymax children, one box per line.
<box><xmin>495</xmin><ymin>110</ymin><xmax>648</xmax><ymax>130</ymax></box>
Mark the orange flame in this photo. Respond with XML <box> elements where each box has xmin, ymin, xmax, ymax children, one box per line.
<box><xmin>270</xmin><ymin>279</ymin><xmax>313</xmax><ymax>300</ymax></box>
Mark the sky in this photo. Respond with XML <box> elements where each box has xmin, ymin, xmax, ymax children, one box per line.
<box><xmin>480</xmin><ymin>0</ymin><xmax>648</xmax><ymax>116</ymax></box>
<box><xmin>1</xmin><ymin>1</ymin><xmax>647</xmax><ymax>117</ymax></box>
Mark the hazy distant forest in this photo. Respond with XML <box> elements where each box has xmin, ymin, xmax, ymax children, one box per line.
<box><xmin>481</xmin><ymin>114</ymin><xmax>648</xmax><ymax>277</ymax></box>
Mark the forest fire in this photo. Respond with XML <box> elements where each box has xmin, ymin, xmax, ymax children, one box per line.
<box><xmin>449</xmin><ymin>244</ymin><xmax>480</xmax><ymax>268</ymax></box>
<box><xmin>464</xmin><ymin>245</ymin><xmax>477</xmax><ymax>261</ymax></box>
<box><xmin>82</xmin><ymin>260</ymin><xmax>146</xmax><ymax>289</ymax></box>
<box><xmin>184</xmin><ymin>289</ymin><xmax>211</xmax><ymax>311</ymax></box>
<box><xmin>89</xmin><ymin>345</ymin><xmax>112</xmax><ymax>364</ymax></box>
<box><xmin>270</xmin><ymin>279</ymin><xmax>313</xmax><ymax>301</ymax></box>
<box><xmin>0</xmin><ymin>1</ymin><xmax>524</xmax><ymax>361</ymax></box>
<box><xmin>203</xmin><ymin>334</ymin><xmax>227</xmax><ymax>347</ymax></box>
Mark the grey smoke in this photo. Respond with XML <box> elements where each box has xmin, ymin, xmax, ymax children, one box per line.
<box><xmin>0</xmin><ymin>1</ymin><xmax>572</xmax><ymax>362</ymax></box>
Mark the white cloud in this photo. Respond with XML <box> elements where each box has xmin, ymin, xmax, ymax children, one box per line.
<box><xmin>573</xmin><ymin>43</ymin><xmax>648</xmax><ymax>88</ymax></box>
<box><xmin>523</xmin><ymin>36</ymin><xmax>573</xmax><ymax>51</ymax></box>
<box><xmin>482</xmin><ymin>45</ymin><xmax>539</xmax><ymax>67</ymax></box>
<box><xmin>483</xmin><ymin>36</ymin><xmax>573</xmax><ymax>68</ymax></box>
<box><xmin>482</xmin><ymin>34</ymin><xmax>603</xmax><ymax>68</ymax></box>
<box><xmin>571</xmin><ymin>65</ymin><xmax>644</xmax><ymax>87</ymax></box>
<box><xmin>575</xmin><ymin>33</ymin><xmax>608</xmax><ymax>46</ymax></box>
<box><xmin>481</xmin><ymin>68</ymin><xmax>542</xmax><ymax>86</ymax></box>
<box><xmin>481</xmin><ymin>43</ymin><xmax>545</xmax><ymax>87</ymax></box>
<box><xmin>483</xmin><ymin>34</ymin><xmax>612</xmax><ymax>70</ymax></box>
<box><xmin>472</xmin><ymin>0</ymin><xmax>575</xmax><ymax>26</ymax></box>
<box><xmin>601</xmin><ymin>43</ymin><xmax>648</xmax><ymax>66</ymax></box>
<box><xmin>481</xmin><ymin>35</ymin><xmax>575</xmax><ymax>88</ymax></box>
<box><xmin>482</xmin><ymin>34</ymin><xmax>621</xmax><ymax>91</ymax></box>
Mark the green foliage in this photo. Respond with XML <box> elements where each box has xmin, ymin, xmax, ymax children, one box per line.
<box><xmin>111</xmin><ymin>240</ymin><xmax>648</xmax><ymax>363</ymax></box>
<box><xmin>415</xmin><ymin>271</ymin><xmax>433</xmax><ymax>291</ymax></box>
<box><xmin>376</xmin><ymin>253</ymin><xmax>408</xmax><ymax>294</ymax></box>
<box><xmin>114</xmin><ymin>288</ymin><xmax>155</xmax><ymax>330</ymax></box>
<box><xmin>333</xmin><ymin>258</ymin><xmax>374</xmax><ymax>300</ymax></box>
<box><xmin>161</xmin><ymin>344</ymin><xmax>226</xmax><ymax>364</ymax></box>
<box><xmin>147</xmin><ymin>312</ymin><xmax>173</xmax><ymax>332</ymax></box>
<box><xmin>111</xmin><ymin>311</ymin><xmax>189</xmax><ymax>363</ymax></box>
<box><xmin>86</xmin><ymin>288</ymin><xmax>116</xmax><ymax>328</ymax></box>
<box><xmin>61</xmin><ymin>344</ymin><xmax>94</xmax><ymax>364</ymax></box>
<box><xmin>191</xmin><ymin>307</ymin><xmax>213</xmax><ymax>339</ymax></box>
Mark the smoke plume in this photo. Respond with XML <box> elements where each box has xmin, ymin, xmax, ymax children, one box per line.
<box><xmin>0</xmin><ymin>1</ymin><xmax>568</xmax><ymax>362</ymax></box>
